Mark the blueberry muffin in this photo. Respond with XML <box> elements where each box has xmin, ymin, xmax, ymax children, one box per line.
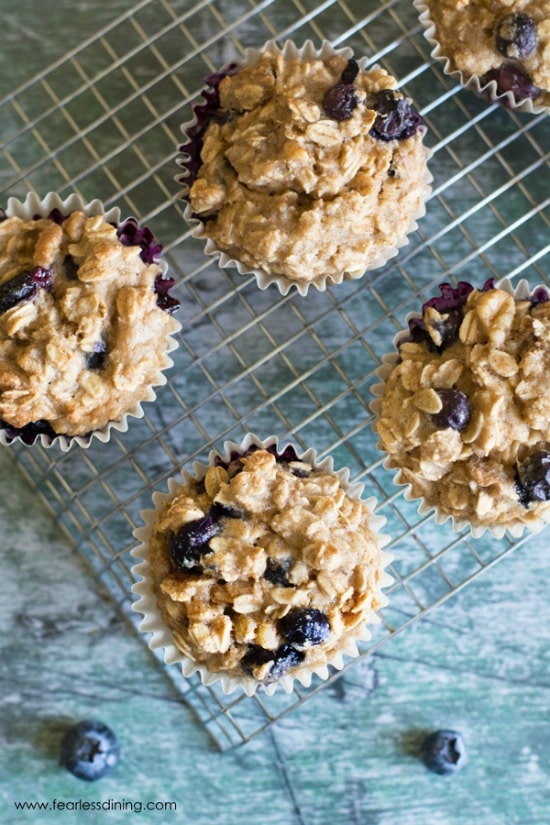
<box><xmin>141</xmin><ymin>442</ymin><xmax>390</xmax><ymax>688</ymax></box>
<box><xmin>179</xmin><ymin>42</ymin><xmax>431</xmax><ymax>292</ymax></box>
<box><xmin>0</xmin><ymin>203</ymin><xmax>180</xmax><ymax>446</ymax></box>
<box><xmin>375</xmin><ymin>280</ymin><xmax>550</xmax><ymax>533</ymax></box>
<box><xmin>418</xmin><ymin>0</ymin><xmax>550</xmax><ymax>109</ymax></box>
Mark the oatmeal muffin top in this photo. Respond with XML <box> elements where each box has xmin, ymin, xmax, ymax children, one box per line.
<box><xmin>423</xmin><ymin>0</ymin><xmax>550</xmax><ymax>107</ymax></box>
<box><xmin>148</xmin><ymin>447</ymin><xmax>388</xmax><ymax>684</ymax></box>
<box><xmin>186</xmin><ymin>50</ymin><xmax>430</xmax><ymax>287</ymax></box>
<box><xmin>376</xmin><ymin>282</ymin><xmax>550</xmax><ymax>531</ymax></box>
<box><xmin>0</xmin><ymin>210</ymin><xmax>179</xmax><ymax>438</ymax></box>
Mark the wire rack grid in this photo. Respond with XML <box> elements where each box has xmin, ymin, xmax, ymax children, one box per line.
<box><xmin>1</xmin><ymin>0</ymin><xmax>549</xmax><ymax>749</ymax></box>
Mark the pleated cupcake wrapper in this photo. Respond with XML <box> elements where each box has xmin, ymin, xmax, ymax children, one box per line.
<box><xmin>131</xmin><ymin>432</ymin><xmax>393</xmax><ymax>697</ymax></box>
<box><xmin>413</xmin><ymin>0</ymin><xmax>549</xmax><ymax>115</ymax></box>
<box><xmin>0</xmin><ymin>191</ymin><xmax>181</xmax><ymax>451</ymax></box>
<box><xmin>370</xmin><ymin>277</ymin><xmax>550</xmax><ymax>540</ymax></box>
<box><xmin>176</xmin><ymin>38</ymin><xmax>433</xmax><ymax>297</ymax></box>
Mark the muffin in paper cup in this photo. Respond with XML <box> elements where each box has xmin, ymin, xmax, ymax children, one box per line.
<box><xmin>176</xmin><ymin>39</ymin><xmax>432</xmax><ymax>297</ymax></box>
<box><xmin>414</xmin><ymin>0</ymin><xmax>550</xmax><ymax>114</ymax></box>
<box><xmin>131</xmin><ymin>433</ymin><xmax>393</xmax><ymax>696</ymax></box>
<box><xmin>0</xmin><ymin>191</ymin><xmax>181</xmax><ymax>450</ymax></box>
<box><xmin>370</xmin><ymin>277</ymin><xmax>550</xmax><ymax>539</ymax></box>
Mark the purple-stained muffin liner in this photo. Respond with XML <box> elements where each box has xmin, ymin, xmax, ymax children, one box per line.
<box><xmin>0</xmin><ymin>191</ymin><xmax>181</xmax><ymax>451</ymax></box>
<box><xmin>130</xmin><ymin>432</ymin><xmax>393</xmax><ymax>697</ymax></box>
<box><xmin>370</xmin><ymin>277</ymin><xmax>550</xmax><ymax>539</ymax></box>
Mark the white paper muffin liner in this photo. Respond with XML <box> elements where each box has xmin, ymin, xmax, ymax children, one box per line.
<box><xmin>413</xmin><ymin>0</ymin><xmax>549</xmax><ymax>115</ymax></box>
<box><xmin>131</xmin><ymin>432</ymin><xmax>393</xmax><ymax>697</ymax></box>
<box><xmin>176</xmin><ymin>39</ymin><xmax>433</xmax><ymax>297</ymax></box>
<box><xmin>0</xmin><ymin>191</ymin><xmax>181</xmax><ymax>451</ymax></box>
<box><xmin>370</xmin><ymin>277</ymin><xmax>550</xmax><ymax>539</ymax></box>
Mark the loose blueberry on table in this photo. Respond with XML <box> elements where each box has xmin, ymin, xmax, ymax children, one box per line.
<box><xmin>59</xmin><ymin>720</ymin><xmax>120</xmax><ymax>781</ymax></box>
<box><xmin>420</xmin><ymin>730</ymin><xmax>467</xmax><ymax>776</ymax></box>
<box><xmin>516</xmin><ymin>450</ymin><xmax>550</xmax><ymax>507</ymax></box>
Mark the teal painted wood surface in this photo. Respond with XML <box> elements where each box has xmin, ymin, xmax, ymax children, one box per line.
<box><xmin>0</xmin><ymin>2</ymin><xmax>549</xmax><ymax>824</ymax></box>
<box><xmin>1</xmin><ymin>451</ymin><xmax>549</xmax><ymax>825</ymax></box>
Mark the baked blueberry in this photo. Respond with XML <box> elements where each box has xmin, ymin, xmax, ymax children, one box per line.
<box><xmin>0</xmin><ymin>417</ymin><xmax>58</xmax><ymax>445</ymax></box>
<box><xmin>0</xmin><ymin>267</ymin><xmax>52</xmax><ymax>313</ymax></box>
<box><xmin>420</xmin><ymin>730</ymin><xmax>467</xmax><ymax>776</ymax></box>
<box><xmin>59</xmin><ymin>720</ymin><xmax>120</xmax><ymax>781</ymax></box>
<box><xmin>85</xmin><ymin>341</ymin><xmax>107</xmax><ymax>371</ymax></box>
<box><xmin>432</xmin><ymin>388</ymin><xmax>471</xmax><ymax>431</ymax></box>
<box><xmin>322</xmin><ymin>59</ymin><xmax>360</xmax><ymax>121</ymax></box>
<box><xmin>341</xmin><ymin>58</ymin><xmax>360</xmax><ymax>85</ymax></box>
<box><xmin>117</xmin><ymin>217</ymin><xmax>162</xmax><ymax>264</ymax></box>
<box><xmin>481</xmin><ymin>64</ymin><xmax>540</xmax><ymax>102</ymax></box>
<box><xmin>516</xmin><ymin>450</ymin><xmax>550</xmax><ymax>506</ymax></box>
<box><xmin>280</xmin><ymin>607</ymin><xmax>331</xmax><ymax>648</ymax></box>
<box><xmin>153</xmin><ymin>274</ymin><xmax>179</xmax><ymax>314</ymax></box>
<box><xmin>495</xmin><ymin>14</ymin><xmax>537</xmax><ymax>60</ymax></box>
<box><xmin>209</xmin><ymin>501</ymin><xmax>241</xmax><ymax>520</ymax></box>
<box><xmin>264</xmin><ymin>557</ymin><xmax>293</xmax><ymax>587</ymax></box>
<box><xmin>270</xmin><ymin>644</ymin><xmax>305</xmax><ymax>680</ymax></box>
<box><xmin>322</xmin><ymin>81</ymin><xmax>358</xmax><ymax>121</ymax></box>
<box><xmin>367</xmin><ymin>90</ymin><xmax>421</xmax><ymax>141</ymax></box>
<box><xmin>240</xmin><ymin>643</ymin><xmax>305</xmax><ymax>681</ymax></box>
<box><xmin>63</xmin><ymin>254</ymin><xmax>79</xmax><ymax>281</ymax></box>
<box><xmin>240</xmin><ymin>644</ymin><xmax>274</xmax><ymax>677</ymax></box>
<box><xmin>168</xmin><ymin>516</ymin><xmax>220</xmax><ymax>572</ymax></box>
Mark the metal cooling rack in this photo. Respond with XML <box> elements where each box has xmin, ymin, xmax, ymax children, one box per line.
<box><xmin>1</xmin><ymin>0</ymin><xmax>548</xmax><ymax>749</ymax></box>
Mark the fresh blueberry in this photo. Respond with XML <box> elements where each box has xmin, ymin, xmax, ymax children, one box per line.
<box><xmin>280</xmin><ymin>607</ymin><xmax>331</xmax><ymax>648</ymax></box>
<box><xmin>367</xmin><ymin>89</ymin><xmax>421</xmax><ymax>141</ymax></box>
<box><xmin>59</xmin><ymin>720</ymin><xmax>119</xmax><ymax>781</ymax></box>
<box><xmin>0</xmin><ymin>267</ymin><xmax>52</xmax><ymax>313</ymax></box>
<box><xmin>495</xmin><ymin>14</ymin><xmax>537</xmax><ymax>60</ymax></box>
<box><xmin>516</xmin><ymin>450</ymin><xmax>550</xmax><ymax>506</ymax></box>
<box><xmin>168</xmin><ymin>516</ymin><xmax>220</xmax><ymax>572</ymax></box>
<box><xmin>481</xmin><ymin>64</ymin><xmax>540</xmax><ymax>102</ymax></box>
<box><xmin>420</xmin><ymin>730</ymin><xmax>467</xmax><ymax>776</ymax></box>
<box><xmin>432</xmin><ymin>388</ymin><xmax>471</xmax><ymax>431</ymax></box>
<box><xmin>264</xmin><ymin>557</ymin><xmax>293</xmax><ymax>587</ymax></box>
<box><xmin>240</xmin><ymin>643</ymin><xmax>305</xmax><ymax>681</ymax></box>
<box><xmin>153</xmin><ymin>274</ymin><xmax>180</xmax><ymax>314</ymax></box>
